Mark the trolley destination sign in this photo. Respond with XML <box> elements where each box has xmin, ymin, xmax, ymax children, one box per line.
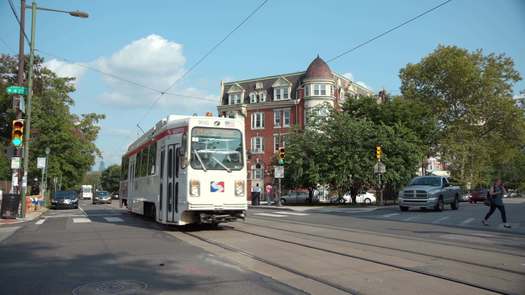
<box><xmin>6</xmin><ymin>85</ymin><xmax>28</xmax><ymax>95</ymax></box>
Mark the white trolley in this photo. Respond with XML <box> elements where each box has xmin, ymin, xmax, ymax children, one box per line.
<box><xmin>119</xmin><ymin>115</ymin><xmax>247</xmax><ymax>225</ymax></box>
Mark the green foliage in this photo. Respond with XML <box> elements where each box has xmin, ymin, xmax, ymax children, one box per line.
<box><xmin>101</xmin><ymin>164</ymin><xmax>121</xmax><ymax>193</ymax></box>
<box><xmin>399</xmin><ymin>45</ymin><xmax>525</xmax><ymax>188</ymax></box>
<box><xmin>0</xmin><ymin>54</ymin><xmax>105</xmax><ymax>188</ymax></box>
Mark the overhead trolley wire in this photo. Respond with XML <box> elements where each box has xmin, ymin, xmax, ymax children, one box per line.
<box><xmin>136</xmin><ymin>0</ymin><xmax>270</xmax><ymax>131</ymax></box>
<box><xmin>7</xmin><ymin>0</ymin><xmax>31</xmax><ymax>46</ymax></box>
<box><xmin>327</xmin><ymin>0</ymin><xmax>453</xmax><ymax>63</ymax></box>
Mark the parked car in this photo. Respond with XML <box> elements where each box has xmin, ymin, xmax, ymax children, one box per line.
<box><xmin>468</xmin><ymin>188</ymin><xmax>488</xmax><ymax>204</ymax></box>
<box><xmin>398</xmin><ymin>176</ymin><xmax>461</xmax><ymax>211</ymax></box>
<box><xmin>93</xmin><ymin>190</ymin><xmax>112</xmax><ymax>204</ymax></box>
<box><xmin>330</xmin><ymin>192</ymin><xmax>376</xmax><ymax>204</ymax></box>
<box><xmin>280</xmin><ymin>191</ymin><xmax>318</xmax><ymax>205</ymax></box>
<box><xmin>51</xmin><ymin>190</ymin><xmax>79</xmax><ymax>209</ymax></box>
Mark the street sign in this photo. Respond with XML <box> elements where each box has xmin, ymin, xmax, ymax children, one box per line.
<box><xmin>37</xmin><ymin>157</ymin><xmax>46</xmax><ymax>169</ymax></box>
<box><xmin>6</xmin><ymin>86</ymin><xmax>28</xmax><ymax>95</ymax></box>
<box><xmin>274</xmin><ymin>166</ymin><xmax>284</xmax><ymax>178</ymax></box>
<box><xmin>11</xmin><ymin>157</ymin><xmax>21</xmax><ymax>169</ymax></box>
<box><xmin>374</xmin><ymin>162</ymin><xmax>386</xmax><ymax>174</ymax></box>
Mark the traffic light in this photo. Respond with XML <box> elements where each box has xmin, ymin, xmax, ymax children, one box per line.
<box><xmin>278</xmin><ymin>147</ymin><xmax>285</xmax><ymax>165</ymax></box>
<box><xmin>376</xmin><ymin>145</ymin><xmax>382</xmax><ymax>160</ymax></box>
<box><xmin>11</xmin><ymin>119</ymin><xmax>24</xmax><ymax>147</ymax></box>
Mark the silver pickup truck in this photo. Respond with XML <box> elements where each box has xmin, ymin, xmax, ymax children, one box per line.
<box><xmin>398</xmin><ymin>176</ymin><xmax>461</xmax><ymax>212</ymax></box>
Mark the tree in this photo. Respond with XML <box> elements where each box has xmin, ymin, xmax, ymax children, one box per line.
<box><xmin>399</xmin><ymin>45</ymin><xmax>525</xmax><ymax>188</ymax></box>
<box><xmin>0</xmin><ymin>54</ymin><xmax>105</xmax><ymax>189</ymax></box>
<box><xmin>100</xmin><ymin>164</ymin><xmax>121</xmax><ymax>193</ymax></box>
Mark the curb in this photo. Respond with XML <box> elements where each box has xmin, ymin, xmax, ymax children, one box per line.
<box><xmin>0</xmin><ymin>208</ymin><xmax>48</xmax><ymax>226</ymax></box>
<box><xmin>248</xmin><ymin>205</ymin><xmax>294</xmax><ymax>211</ymax></box>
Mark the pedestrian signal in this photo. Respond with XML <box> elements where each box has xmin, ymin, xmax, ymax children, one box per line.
<box><xmin>376</xmin><ymin>145</ymin><xmax>382</xmax><ymax>160</ymax></box>
<box><xmin>11</xmin><ymin>119</ymin><xmax>24</xmax><ymax>147</ymax></box>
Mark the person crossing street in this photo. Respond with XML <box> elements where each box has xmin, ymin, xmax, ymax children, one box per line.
<box><xmin>482</xmin><ymin>178</ymin><xmax>511</xmax><ymax>228</ymax></box>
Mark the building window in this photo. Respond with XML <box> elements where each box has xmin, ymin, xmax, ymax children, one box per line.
<box><xmin>274</xmin><ymin>110</ymin><xmax>281</xmax><ymax>128</ymax></box>
<box><xmin>283</xmin><ymin>110</ymin><xmax>290</xmax><ymax>127</ymax></box>
<box><xmin>255</xmin><ymin>82</ymin><xmax>264</xmax><ymax>89</ymax></box>
<box><xmin>305</xmin><ymin>85</ymin><xmax>309</xmax><ymax>96</ymax></box>
<box><xmin>229</xmin><ymin>93</ymin><xmax>241</xmax><ymax>104</ymax></box>
<box><xmin>259</xmin><ymin>92</ymin><xmax>266</xmax><ymax>102</ymax></box>
<box><xmin>251</xmin><ymin>112</ymin><xmax>264</xmax><ymax>129</ymax></box>
<box><xmin>251</xmin><ymin>137</ymin><xmax>264</xmax><ymax>153</ymax></box>
<box><xmin>313</xmin><ymin>84</ymin><xmax>328</xmax><ymax>96</ymax></box>
<box><xmin>249</xmin><ymin>92</ymin><xmax>257</xmax><ymax>103</ymax></box>
<box><xmin>273</xmin><ymin>134</ymin><xmax>288</xmax><ymax>151</ymax></box>
<box><xmin>252</xmin><ymin>163</ymin><xmax>263</xmax><ymax>179</ymax></box>
<box><xmin>274</xmin><ymin>87</ymin><xmax>290</xmax><ymax>101</ymax></box>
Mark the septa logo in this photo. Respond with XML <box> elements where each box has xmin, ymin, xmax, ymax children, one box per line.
<box><xmin>210</xmin><ymin>181</ymin><xmax>225</xmax><ymax>192</ymax></box>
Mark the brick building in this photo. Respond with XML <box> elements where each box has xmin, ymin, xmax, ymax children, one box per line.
<box><xmin>217</xmin><ymin>56</ymin><xmax>374</xmax><ymax>200</ymax></box>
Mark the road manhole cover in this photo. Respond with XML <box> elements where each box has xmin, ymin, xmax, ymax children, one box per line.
<box><xmin>72</xmin><ymin>280</ymin><xmax>147</xmax><ymax>295</ymax></box>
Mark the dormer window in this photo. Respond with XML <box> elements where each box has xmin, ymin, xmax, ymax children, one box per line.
<box><xmin>273</xmin><ymin>87</ymin><xmax>290</xmax><ymax>101</ymax></box>
<box><xmin>228</xmin><ymin>93</ymin><xmax>241</xmax><ymax>105</ymax></box>
<box><xmin>249</xmin><ymin>92</ymin><xmax>257</xmax><ymax>103</ymax></box>
<box><xmin>259</xmin><ymin>92</ymin><xmax>267</xmax><ymax>102</ymax></box>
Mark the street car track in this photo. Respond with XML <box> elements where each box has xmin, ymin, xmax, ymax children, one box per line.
<box><xmin>225</xmin><ymin>226</ymin><xmax>512</xmax><ymax>295</ymax></box>
<box><xmin>250</xmin><ymin>215</ymin><xmax>525</xmax><ymax>258</ymax></box>
<box><xmin>181</xmin><ymin>231</ymin><xmax>360</xmax><ymax>295</ymax></box>
<box><xmin>237</xmin><ymin>222</ymin><xmax>525</xmax><ymax>276</ymax></box>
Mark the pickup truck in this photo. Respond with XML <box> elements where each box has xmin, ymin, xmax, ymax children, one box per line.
<box><xmin>398</xmin><ymin>176</ymin><xmax>461</xmax><ymax>212</ymax></box>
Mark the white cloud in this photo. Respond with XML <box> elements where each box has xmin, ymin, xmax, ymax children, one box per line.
<box><xmin>93</xmin><ymin>34</ymin><xmax>216</xmax><ymax>110</ymax></box>
<box><xmin>44</xmin><ymin>59</ymin><xmax>86</xmax><ymax>85</ymax></box>
<box><xmin>342</xmin><ymin>72</ymin><xmax>353</xmax><ymax>81</ymax></box>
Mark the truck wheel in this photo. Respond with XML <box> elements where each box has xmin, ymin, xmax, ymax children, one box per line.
<box><xmin>451</xmin><ymin>196</ymin><xmax>459</xmax><ymax>210</ymax></box>
<box><xmin>400</xmin><ymin>206</ymin><xmax>409</xmax><ymax>212</ymax></box>
<box><xmin>435</xmin><ymin>198</ymin><xmax>444</xmax><ymax>212</ymax></box>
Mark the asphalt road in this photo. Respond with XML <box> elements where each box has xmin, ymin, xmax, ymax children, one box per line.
<box><xmin>0</xmin><ymin>200</ymin><xmax>305</xmax><ymax>295</ymax></box>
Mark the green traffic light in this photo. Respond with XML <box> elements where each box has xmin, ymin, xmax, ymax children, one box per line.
<box><xmin>12</xmin><ymin>138</ymin><xmax>22</xmax><ymax>146</ymax></box>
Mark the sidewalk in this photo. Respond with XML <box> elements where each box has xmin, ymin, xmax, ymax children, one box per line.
<box><xmin>0</xmin><ymin>207</ymin><xmax>48</xmax><ymax>226</ymax></box>
<box><xmin>249</xmin><ymin>203</ymin><xmax>396</xmax><ymax>213</ymax></box>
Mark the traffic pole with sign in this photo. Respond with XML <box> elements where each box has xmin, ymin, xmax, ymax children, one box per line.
<box><xmin>374</xmin><ymin>161</ymin><xmax>386</xmax><ymax>206</ymax></box>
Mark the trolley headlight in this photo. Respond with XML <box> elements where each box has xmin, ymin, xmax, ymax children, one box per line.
<box><xmin>235</xmin><ymin>180</ymin><xmax>245</xmax><ymax>197</ymax></box>
<box><xmin>190</xmin><ymin>180</ymin><xmax>200</xmax><ymax>197</ymax></box>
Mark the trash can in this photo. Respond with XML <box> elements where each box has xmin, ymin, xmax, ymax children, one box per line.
<box><xmin>1</xmin><ymin>193</ymin><xmax>21</xmax><ymax>219</ymax></box>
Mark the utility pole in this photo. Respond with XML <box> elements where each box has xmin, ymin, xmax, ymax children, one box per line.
<box><xmin>12</xmin><ymin>0</ymin><xmax>26</xmax><ymax>200</ymax></box>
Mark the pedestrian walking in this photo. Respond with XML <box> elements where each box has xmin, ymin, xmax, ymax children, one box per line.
<box><xmin>482</xmin><ymin>178</ymin><xmax>511</xmax><ymax>228</ymax></box>
<box><xmin>265</xmin><ymin>184</ymin><xmax>273</xmax><ymax>205</ymax></box>
<box><xmin>252</xmin><ymin>183</ymin><xmax>261</xmax><ymax>206</ymax></box>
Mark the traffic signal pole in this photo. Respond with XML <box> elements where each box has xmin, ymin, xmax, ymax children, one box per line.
<box><xmin>19</xmin><ymin>2</ymin><xmax>36</xmax><ymax>218</ymax></box>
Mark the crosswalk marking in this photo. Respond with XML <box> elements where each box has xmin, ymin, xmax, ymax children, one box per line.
<box><xmin>460</xmin><ymin>218</ymin><xmax>475</xmax><ymax>225</ymax></box>
<box><xmin>274</xmin><ymin>211</ymin><xmax>309</xmax><ymax>216</ymax></box>
<box><xmin>35</xmin><ymin>219</ymin><xmax>45</xmax><ymax>225</ymax></box>
<box><xmin>254</xmin><ymin>213</ymin><xmax>286</xmax><ymax>218</ymax></box>
<box><xmin>104</xmin><ymin>217</ymin><xmax>124</xmax><ymax>222</ymax></box>
<box><xmin>382</xmin><ymin>213</ymin><xmax>400</xmax><ymax>218</ymax></box>
<box><xmin>72</xmin><ymin>218</ymin><xmax>91</xmax><ymax>223</ymax></box>
<box><xmin>432</xmin><ymin>216</ymin><xmax>450</xmax><ymax>224</ymax></box>
<box><xmin>402</xmin><ymin>216</ymin><xmax>418</xmax><ymax>222</ymax></box>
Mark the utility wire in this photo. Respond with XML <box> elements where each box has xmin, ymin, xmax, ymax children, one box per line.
<box><xmin>0</xmin><ymin>36</ymin><xmax>15</xmax><ymax>54</ymax></box>
<box><xmin>327</xmin><ymin>0</ymin><xmax>453</xmax><ymax>63</ymax></box>
<box><xmin>7</xmin><ymin>0</ymin><xmax>31</xmax><ymax>47</ymax></box>
<box><xmin>136</xmin><ymin>0</ymin><xmax>270</xmax><ymax>130</ymax></box>
<box><xmin>35</xmin><ymin>49</ymin><xmax>217</xmax><ymax>102</ymax></box>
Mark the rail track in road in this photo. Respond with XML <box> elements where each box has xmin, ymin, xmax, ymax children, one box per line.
<box><xmin>238</xmin><ymin>221</ymin><xmax>525</xmax><ymax>276</ymax></box>
<box><xmin>250</xmin><ymin>215</ymin><xmax>525</xmax><ymax>258</ymax></box>
<box><xmin>181</xmin><ymin>231</ymin><xmax>360</xmax><ymax>295</ymax></box>
<box><xmin>224</xmin><ymin>225</ymin><xmax>515</xmax><ymax>295</ymax></box>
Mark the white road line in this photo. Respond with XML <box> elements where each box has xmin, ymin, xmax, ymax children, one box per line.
<box><xmin>432</xmin><ymin>216</ymin><xmax>450</xmax><ymax>224</ymax></box>
<box><xmin>78</xmin><ymin>206</ymin><xmax>88</xmax><ymax>216</ymax></box>
<box><xmin>35</xmin><ymin>219</ymin><xmax>45</xmax><ymax>225</ymax></box>
<box><xmin>254</xmin><ymin>213</ymin><xmax>286</xmax><ymax>218</ymax></box>
<box><xmin>274</xmin><ymin>211</ymin><xmax>309</xmax><ymax>216</ymax></box>
<box><xmin>104</xmin><ymin>217</ymin><xmax>124</xmax><ymax>222</ymax></box>
<box><xmin>402</xmin><ymin>216</ymin><xmax>418</xmax><ymax>222</ymax></box>
<box><xmin>460</xmin><ymin>218</ymin><xmax>475</xmax><ymax>225</ymax></box>
<box><xmin>382</xmin><ymin>213</ymin><xmax>400</xmax><ymax>218</ymax></box>
<box><xmin>72</xmin><ymin>218</ymin><xmax>91</xmax><ymax>223</ymax></box>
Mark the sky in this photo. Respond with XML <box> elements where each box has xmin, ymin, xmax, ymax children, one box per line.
<box><xmin>1</xmin><ymin>0</ymin><xmax>524</xmax><ymax>168</ymax></box>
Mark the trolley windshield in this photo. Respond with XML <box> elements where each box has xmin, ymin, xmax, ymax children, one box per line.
<box><xmin>190</xmin><ymin>127</ymin><xmax>243</xmax><ymax>171</ymax></box>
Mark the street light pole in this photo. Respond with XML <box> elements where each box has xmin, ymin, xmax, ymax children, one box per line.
<box><xmin>19</xmin><ymin>2</ymin><xmax>36</xmax><ymax>218</ymax></box>
<box><xmin>18</xmin><ymin>1</ymin><xmax>89</xmax><ymax>218</ymax></box>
